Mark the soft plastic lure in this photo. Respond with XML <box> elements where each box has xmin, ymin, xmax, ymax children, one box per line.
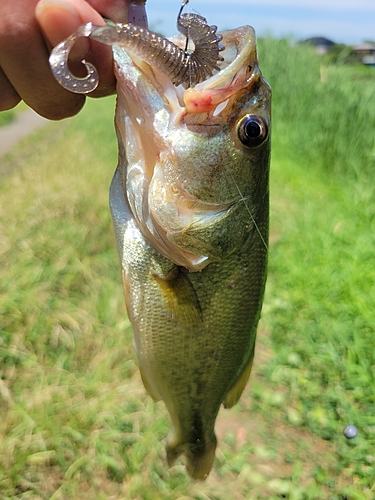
<box><xmin>49</xmin><ymin>0</ymin><xmax>224</xmax><ymax>92</ymax></box>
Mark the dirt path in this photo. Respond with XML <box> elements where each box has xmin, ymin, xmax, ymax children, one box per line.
<box><xmin>0</xmin><ymin>108</ymin><xmax>50</xmax><ymax>157</ymax></box>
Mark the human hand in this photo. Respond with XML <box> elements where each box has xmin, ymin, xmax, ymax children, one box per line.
<box><xmin>0</xmin><ymin>0</ymin><xmax>135</xmax><ymax>120</ymax></box>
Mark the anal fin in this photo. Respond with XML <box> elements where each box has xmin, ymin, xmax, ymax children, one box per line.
<box><xmin>139</xmin><ymin>367</ymin><xmax>160</xmax><ymax>402</ymax></box>
<box><xmin>223</xmin><ymin>354</ymin><xmax>254</xmax><ymax>409</ymax></box>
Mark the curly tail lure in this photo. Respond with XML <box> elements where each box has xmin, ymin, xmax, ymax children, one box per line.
<box><xmin>49</xmin><ymin>0</ymin><xmax>224</xmax><ymax>92</ymax></box>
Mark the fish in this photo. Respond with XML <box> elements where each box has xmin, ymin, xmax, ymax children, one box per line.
<box><xmin>110</xmin><ymin>29</ymin><xmax>271</xmax><ymax>480</ymax></box>
<box><xmin>49</xmin><ymin>4</ymin><xmax>271</xmax><ymax>480</ymax></box>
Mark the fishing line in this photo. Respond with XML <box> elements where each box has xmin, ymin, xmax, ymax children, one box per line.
<box><xmin>178</xmin><ymin>0</ymin><xmax>193</xmax><ymax>89</ymax></box>
<box><xmin>226</xmin><ymin>170</ymin><xmax>269</xmax><ymax>253</ymax></box>
<box><xmin>179</xmin><ymin>0</ymin><xmax>190</xmax><ymax>52</ymax></box>
<box><xmin>224</xmin><ymin>161</ymin><xmax>300</xmax><ymax>318</ymax></box>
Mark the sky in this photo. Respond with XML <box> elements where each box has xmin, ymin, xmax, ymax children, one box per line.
<box><xmin>146</xmin><ymin>0</ymin><xmax>375</xmax><ymax>45</ymax></box>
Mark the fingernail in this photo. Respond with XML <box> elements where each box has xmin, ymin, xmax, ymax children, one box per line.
<box><xmin>128</xmin><ymin>1</ymin><xmax>148</xmax><ymax>28</ymax></box>
<box><xmin>36</xmin><ymin>0</ymin><xmax>90</xmax><ymax>60</ymax></box>
<box><xmin>36</xmin><ymin>0</ymin><xmax>79</xmax><ymax>19</ymax></box>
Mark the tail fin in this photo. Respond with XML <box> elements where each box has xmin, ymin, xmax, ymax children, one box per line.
<box><xmin>185</xmin><ymin>438</ymin><xmax>217</xmax><ymax>480</ymax></box>
<box><xmin>166</xmin><ymin>434</ymin><xmax>217</xmax><ymax>480</ymax></box>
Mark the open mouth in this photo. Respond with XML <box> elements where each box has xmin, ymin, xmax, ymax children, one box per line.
<box><xmin>49</xmin><ymin>21</ymin><xmax>259</xmax><ymax>116</ymax></box>
<box><xmin>177</xmin><ymin>26</ymin><xmax>259</xmax><ymax>114</ymax></box>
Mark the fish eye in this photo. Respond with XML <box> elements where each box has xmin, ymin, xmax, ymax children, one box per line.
<box><xmin>237</xmin><ymin>115</ymin><xmax>268</xmax><ymax>148</ymax></box>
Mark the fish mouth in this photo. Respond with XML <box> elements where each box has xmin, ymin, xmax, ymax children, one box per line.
<box><xmin>180</xmin><ymin>26</ymin><xmax>259</xmax><ymax>115</ymax></box>
<box><xmin>114</xmin><ymin>24</ymin><xmax>260</xmax><ymax>183</ymax></box>
<box><xmin>114</xmin><ymin>25</ymin><xmax>259</xmax><ymax>121</ymax></box>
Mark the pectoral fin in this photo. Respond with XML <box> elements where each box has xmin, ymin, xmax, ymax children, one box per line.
<box><xmin>152</xmin><ymin>268</ymin><xmax>202</xmax><ymax>328</ymax></box>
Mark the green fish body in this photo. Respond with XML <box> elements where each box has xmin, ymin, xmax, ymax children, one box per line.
<box><xmin>110</xmin><ymin>25</ymin><xmax>271</xmax><ymax>479</ymax></box>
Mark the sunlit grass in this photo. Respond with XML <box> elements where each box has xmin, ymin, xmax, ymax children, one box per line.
<box><xmin>258</xmin><ymin>38</ymin><xmax>375</xmax><ymax>180</ymax></box>
<box><xmin>263</xmin><ymin>152</ymin><xmax>375</xmax><ymax>496</ymax></box>
<box><xmin>0</xmin><ymin>102</ymin><xmax>29</xmax><ymax>127</ymax></box>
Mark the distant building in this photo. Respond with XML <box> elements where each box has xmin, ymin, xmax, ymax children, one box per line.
<box><xmin>301</xmin><ymin>37</ymin><xmax>336</xmax><ymax>55</ymax></box>
<box><xmin>353</xmin><ymin>42</ymin><xmax>375</xmax><ymax>66</ymax></box>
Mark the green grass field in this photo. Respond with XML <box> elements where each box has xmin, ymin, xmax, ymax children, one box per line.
<box><xmin>0</xmin><ymin>39</ymin><xmax>374</xmax><ymax>499</ymax></box>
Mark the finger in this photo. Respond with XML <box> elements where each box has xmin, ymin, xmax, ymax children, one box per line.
<box><xmin>0</xmin><ymin>66</ymin><xmax>21</xmax><ymax>111</ymax></box>
<box><xmin>0</xmin><ymin>0</ymin><xmax>85</xmax><ymax>120</ymax></box>
<box><xmin>87</xmin><ymin>0</ymin><xmax>132</xmax><ymax>24</ymax></box>
<box><xmin>36</xmin><ymin>0</ymin><xmax>116</xmax><ymax>99</ymax></box>
<box><xmin>128</xmin><ymin>0</ymin><xmax>148</xmax><ymax>28</ymax></box>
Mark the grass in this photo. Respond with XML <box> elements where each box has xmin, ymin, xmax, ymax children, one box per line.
<box><xmin>258</xmin><ymin>38</ymin><xmax>375</xmax><ymax>179</ymax></box>
<box><xmin>0</xmin><ymin>110</ymin><xmax>15</xmax><ymax>127</ymax></box>
<box><xmin>0</xmin><ymin>38</ymin><xmax>374</xmax><ymax>498</ymax></box>
<box><xmin>0</xmin><ymin>102</ymin><xmax>28</xmax><ymax>128</ymax></box>
<box><xmin>263</xmin><ymin>154</ymin><xmax>375</xmax><ymax>496</ymax></box>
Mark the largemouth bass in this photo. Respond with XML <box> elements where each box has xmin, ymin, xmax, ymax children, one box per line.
<box><xmin>110</xmin><ymin>32</ymin><xmax>271</xmax><ymax>480</ymax></box>
<box><xmin>50</xmin><ymin>5</ymin><xmax>271</xmax><ymax>480</ymax></box>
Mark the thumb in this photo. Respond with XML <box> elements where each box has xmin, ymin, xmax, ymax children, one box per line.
<box><xmin>36</xmin><ymin>0</ymin><xmax>116</xmax><ymax>97</ymax></box>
